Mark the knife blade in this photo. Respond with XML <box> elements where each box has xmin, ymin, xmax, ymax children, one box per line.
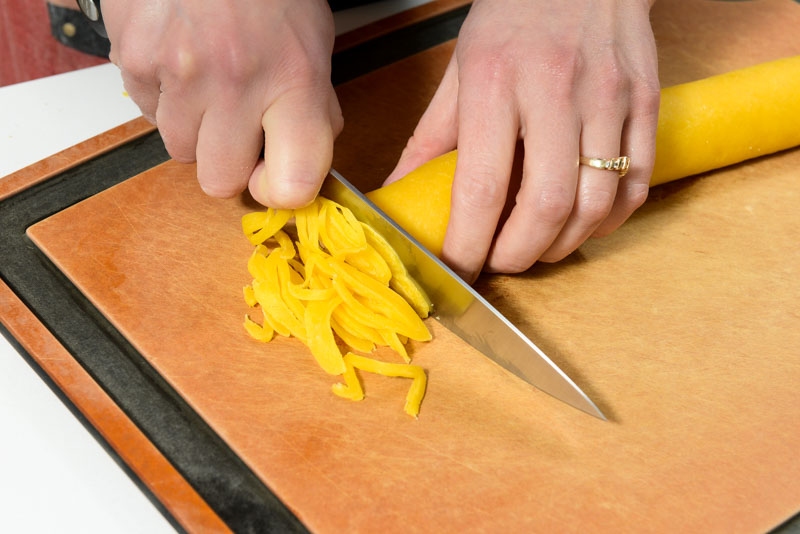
<box><xmin>321</xmin><ymin>169</ymin><xmax>606</xmax><ymax>420</ymax></box>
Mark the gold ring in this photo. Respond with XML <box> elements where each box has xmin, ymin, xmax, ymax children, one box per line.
<box><xmin>579</xmin><ymin>155</ymin><xmax>630</xmax><ymax>177</ymax></box>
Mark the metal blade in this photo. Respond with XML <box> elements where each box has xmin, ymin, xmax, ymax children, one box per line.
<box><xmin>321</xmin><ymin>170</ymin><xmax>606</xmax><ymax>420</ymax></box>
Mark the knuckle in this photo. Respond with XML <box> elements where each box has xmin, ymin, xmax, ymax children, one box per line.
<box><xmin>216</xmin><ymin>42</ymin><xmax>261</xmax><ymax>84</ymax></box>
<box><xmin>632</xmin><ymin>78</ymin><xmax>662</xmax><ymax>120</ymax></box>
<box><xmin>611</xmin><ymin>182</ymin><xmax>649</xmax><ymax>218</ymax></box>
<box><xmin>401</xmin><ymin>132</ymin><xmax>446</xmax><ymax>162</ymax></box>
<box><xmin>441</xmin><ymin>241</ymin><xmax>483</xmax><ymax>283</ymax></box>
<box><xmin>162</xmin><ymin>44</ymin><xmax>202</xmax><ymax>83</ymax></box>
<box><xmin>474</xmin><ymin>48</ymin><xmax>516</xmax><ymax>81</ymax></box>
<box><xmin>580</xmin><ymin>56</ymin><xmax>631</xmax><ymax>118</ymax></box>
<box><xmin>399</xmin><ymin>133</ymin><xmax>427</xmax><ymax>158</ymax></box>
<box><xmin>454</xmin><ymin>167</ymin><xmax>507</xmax><ymax>212</ymax></box>
<box><xmin>458</xmin><ymin>40</ymin><xmax>522</xmax><ymax>91</ymax></box>
<box><xmin>115</xmin><ymin>40</ymin><xmax>152</xmax><ymax>80</ymax></box>
<box><xmin>594</xmin><ymin>65</ymin><xmax>628</xmax><ymax>103</ymax></box>
<box><xmin>577</xmin><ymin>189</ymin><xmax>615</xmax><ymax>225</ymax></box>
<box><xmin>531</xmin><ymin>183</ymin><xmax>574</xmax><ymax>225</ymax></box>
<box><xmin>637</xmin><ymin>76</ymin><xmax>662</xmax><ymax>107</ymax></box>
<box><xmin>272</xmin><ymin>44</ymin><xmax>326</xmax><ymax>88</ymax></box>
<box><xmin>626</xmin><ymin>182</ymin><xmax>650</xmax><ymax>210</ymax></box>
<box><xmin>536</xmin><ymin>44</ymin><xmax>583</xmax><ymax>96</ymax></box>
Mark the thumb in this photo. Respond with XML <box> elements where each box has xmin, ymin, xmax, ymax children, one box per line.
<box><xmin>250</xmin><ymin>84</ymin><xmax>343</xmax><ymax>208</ymax></box>
<box><xmin>384</xmin><ymin>56</ymin><xmax>460</xmax><ymax>186</ymax></box>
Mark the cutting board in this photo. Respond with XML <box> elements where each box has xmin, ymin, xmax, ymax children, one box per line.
<box><xmin>3</xmin><ymin>0</ymin><xmax>800</xmax><ymax>532</ymax></box>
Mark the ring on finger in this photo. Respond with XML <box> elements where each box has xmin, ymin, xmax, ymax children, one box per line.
<box><xmin>579</xmin><ymin>155</ymin><xmax>630</xmax><ymax>177</ymax></box>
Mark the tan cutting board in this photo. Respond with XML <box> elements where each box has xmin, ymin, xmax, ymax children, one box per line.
<box><xmin>23</xmin><ymin>0</ymin><xmax>800</xmax><ymax>531</ymax></box>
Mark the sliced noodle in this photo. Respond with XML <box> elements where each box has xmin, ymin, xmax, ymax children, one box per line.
<box><xmin>241</xmin><ymin>196</ymin><xmax>433</xmax><ymax>417</ymax></box>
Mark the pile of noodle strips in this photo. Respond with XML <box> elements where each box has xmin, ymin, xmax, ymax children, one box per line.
<box><xmin>242</xmin><ymin>197</ymin><xmax>432</xmax><ymax>417</ymax></box>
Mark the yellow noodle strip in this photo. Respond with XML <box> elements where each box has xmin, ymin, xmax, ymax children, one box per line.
<box><xmin>305</xmin><ymin>296</ymin><xmax>346</xmax><ymax>375</ymax></box>
<box><xmin>331</xmin><ymin>276</ymin><xmax>388</xmax><ymax>330</ymax></box>
<box><xmin>288</xmin><ymin>282</ymin><xmax>336</xmax><ymax>302</ymax></box>
<box><xmin>243</xmin><ymin>285</ymin><xmax>258</xmax><ymax>307</ymax></box>
<box><xmin>273</xmin><ymin>230</ymin><xmax>296</xmax><ymax>260</ymax></box>
<box><xmin>246</xmin><ymin>244</ymin><xmax>270</xmax><ymax>278</ymax></box>
<box><xmin>264</xmin><ymin>309</ymin><xmax>290</xmax><ymax>339</ymax></box>
<box><xmin>361</xmin><ymin>222</ymin><xmax>432</xmax><ymax>318</ymax></box>
<box><xmin>331</xmin><ymin>304</ymin><xmax>383</xmax><ymax>348</ymax></box>
<box><xmin>250</xmin><ymin>252</ymin><xmax>306</xmax><ymax>341</ymax></box>
<box><xmin>318</xmin><ymin>198</ymin><xmax>366</xmax><ymax>256</ymax></box>
<box><xmin>330</xmin><ymin>260</ymin><xmax>431</xmax><ymax>341</ymax></box>
<box><xmin>380</xmin><ymin>330</ymin><xmax>410</xmax><ymax>363</ymax></box>
<box><xmin>296</xmin><ymin>242</ymin><xmax>334</xmax><ymax>278</ymax></box>
<box><xmin>342</xmin><ymin>353</ymin><xmax>427</xmax><ymax>418</ymax></box>
<box><xmin>287</xmin><ymin>258</ymin><xmax>305</xmax><ymax>279</ymax></box>
<box><xmin>275</xmin><ymin>254</ymin><xmax>306</xmax><ymax>325</ymax></box>
<box><xmin>244</xmin><ymin>314</ymin><xmax>274</xmax><ymax>342</ymax></box>
<box><xmin>294</xmin><ymin>202</ymin><xmax>320</xmax><ymax>246</ymax></box>
<box><xmin>242</xmin><ymin>208</ymin><xmax>293</xmax><ymax>245</ymax></box>
<box><xmin>331</xmin><ymin>356</ymin><xmax>364</xmax><ymax>401</ymax></box>
<box><xmin>330</xmin><ymin>314</ymin><xmax>375</xmax><ymax>353</ymax></box>
<box><xmin>344</xmin><ymin>246</ymin><xmax>392</xmax><ymax>285</ymax></box>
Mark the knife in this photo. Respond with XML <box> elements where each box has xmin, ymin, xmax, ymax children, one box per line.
<box><xmin>321</xmin><ymin>169</ymin><xmax>606</xmax><ymax>420</ymax></box>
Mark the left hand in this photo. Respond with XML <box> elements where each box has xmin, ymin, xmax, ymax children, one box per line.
<box><xmin>385</xmin><ymin>0</ymin><xmax>661</xmax><ymax>283</ymax></box>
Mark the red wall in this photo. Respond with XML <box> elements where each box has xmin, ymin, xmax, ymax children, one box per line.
<box><xmin>1</xmin><ymin>1</ymin><xmax>107</xmax><ymax>87</ymax></box>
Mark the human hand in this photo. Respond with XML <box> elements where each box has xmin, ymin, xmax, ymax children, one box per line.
<box><xmin>385</xmin><ymin>0</ymin><xmax>660</xmax><ymax>282</ymax></box>
<box><xmin>102</xmin><ymin>0</ymin><xmax>343</xmax><ymax>208</ymax></box>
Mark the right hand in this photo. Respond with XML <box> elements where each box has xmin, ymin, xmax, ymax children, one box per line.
<box><xmin>102</xmin><ymin>0</ymin><xmax>343</xmax><ymax>208</ymax></box>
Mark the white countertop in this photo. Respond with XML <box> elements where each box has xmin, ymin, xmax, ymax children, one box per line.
<box><xmin>0</xmin><ymin>2</ymin><xmax>432</xmax><ymax>532</ymax></box>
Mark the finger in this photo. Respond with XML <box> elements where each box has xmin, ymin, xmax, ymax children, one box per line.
<box><xmin>119</xmin><ymin>69</ymin><xmax>160</xmax><ymax>124</ymax></box>
<box><xmin>442</xmin><ymin>65</ymin><xmax>519</xmax><ymax>282</ymax></box>
<box><xmin>109</xmin><ymin>18</ymin><xmax>161</xmax><ymax>124</ymax></box>
<box><xmin>149</xmin><ymin>32</ymin><xmax>205</xmax><ymax>164</ymax></box>
<box><xmin>194</xmin><ymin>93</ymin><xmax>265</xmax><ymax>199</ymax></box>
<box><xmin>484</xmin><ymin>99</ymin><xmax>582</xmax><ymax>273</ymax></box>
<box><xmin>592</xmin><ymin>84</ymin><xmax>660</xmax><ymax>237</ymax></box>
<box><xmin>250</xmin><ymin>83</ymin><xmax>343</xmax><ymax>208</ymax></box>
<box><xmin>155</xmin><ymin>89</ymin><xmax>202</xmax><ymax>164</ymax></box>
<box><xmin>384</xmin><ymin>56</ymin><xmax>460</xmax><ymax>185</ymax></box>
<box><xmin>537</xmin><ymin>112</ymin><xmax>624</xmax><ymax>263</ymax></box>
